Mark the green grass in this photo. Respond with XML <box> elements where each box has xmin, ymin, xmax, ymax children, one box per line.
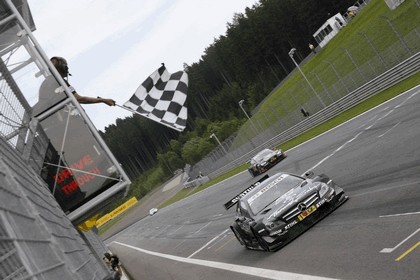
<box><xmin>234</xmin><ymin>0</ymin><xmax>419</xmax><ymax>144</ymax></box>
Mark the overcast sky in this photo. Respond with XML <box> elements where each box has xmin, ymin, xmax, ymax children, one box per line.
<box><xmin>27</xmin><ymin>0</ymin><xmax>257</xmax><ymax>131</ymax></box>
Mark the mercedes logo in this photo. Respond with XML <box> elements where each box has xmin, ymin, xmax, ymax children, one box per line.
<box><xmin>297</xmin><ymin>202</ymin><xmax>307</xmax><ymax>212</ymax></box>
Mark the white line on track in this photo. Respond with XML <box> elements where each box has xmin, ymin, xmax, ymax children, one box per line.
<box><xmin>306</xmin><ymin>86</ymin><xmax>417</xmax><ymax>175</ymax></box>
<box><xmin>380</xmin><ymin>212</ymin><xmax>420</xmax><ymax>218</ymax></box>
<box><xmin>171</xmin><ymin>225</ymin><xmax>184</xmax><ymax>234</ymax></box>
<box><xmin>214</xmin><ymin>236</ymin><xmax>235</xmax><ymax>252</ymax></box>
<box><xmin>305</xmin><ymin>131</ymin><xmax>363</xmax><ymax>174</ymax></box>
<box><xmin>188</xmin><ymin>229</ymin><xmax>228</xmax><ymax>258</ymax></box>
<box><xmin>377</xmin><ymin>109</ymin><xmax>394</xmax><ymax>121</ymax></box>
<box><xmin>378</xmin><ymin>122</ymin><xmax>400</xmax><ymax>138</ymax></box>
<box><xmin>206</xmin><ymin>231</ymin><xmax>229</xmax><ymax>250</ymax></box>
<box><xmin>380</xmin><ymin>228</ymin><xmax>420</xmax><ymax>253</ymax></box>
<box><xmin>194</xmin><ymin>221</ymin><xmax>212</xmax><ymax>235</ymax></box>
<box><xmin>351</xmin><ymin>180</ymin><xmax>420</xmax><ymax>197</ymax></box>
<box><xmin>152</xmin><ymin>225</ymin><xmax>171</xmax><ymax>238</ymax></box>
<box><xmin>113</xmin><ymin>241</ymin><xmax>339</xmax><ymax>280</ymax></box>
<box><xmin>395</xmin><ymin>89</ymin><xmax>418</xmax><ymax>108</ymax></box>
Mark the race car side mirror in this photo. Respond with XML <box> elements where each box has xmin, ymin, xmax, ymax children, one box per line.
<box><xmin>304</xmin><ymin>171</ymin><xmax>315</xmax><ymax>178</ymax></box>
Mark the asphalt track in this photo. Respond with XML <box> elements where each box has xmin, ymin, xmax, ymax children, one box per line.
<box><xmin>105</xmin><ymin>85</ymin><xmax>420</xmax><ymax>280</ymax></box>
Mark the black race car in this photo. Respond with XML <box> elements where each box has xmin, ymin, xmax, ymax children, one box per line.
<box><xmin>225</xmin><ymin>171</ymin><xmax>348</xmax><ymax>251</ymax></box>
<box><xmin>248</xmin><ymin>148</ymin><xmax>286</xmax><ymax>177</ymax></box>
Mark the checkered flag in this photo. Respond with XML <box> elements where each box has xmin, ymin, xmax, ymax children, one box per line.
<box><xmin>123</xmin><ymin>64</ymin><xmax>188</xmax><ymax>132</ymax></box>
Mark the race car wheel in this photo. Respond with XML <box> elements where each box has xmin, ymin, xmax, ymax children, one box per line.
<box><xmin>230</xmin><ymin>224</ymin><xmax>245</xmax><ymax>246</ymax></box>
<box><xmin>251</xmin><ymin>227</ymin><xmax>270</xmax><ymax>252</ymax></box>
<box><xmin>248</xmin><ymin>168</ymin><xmax>257</xmax><ymax>177</ymax></box>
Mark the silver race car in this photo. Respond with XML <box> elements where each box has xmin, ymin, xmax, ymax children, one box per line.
<box><xmin>248</xmin><ymin>148</ymin><xmax>287</xmax><ymax>177</ymax></box>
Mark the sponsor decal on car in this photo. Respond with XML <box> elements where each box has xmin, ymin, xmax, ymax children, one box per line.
<box><xmin>298</xmin><ymin>205</ymin><xmax>317</xmax><ymax>221</ymax></box>
<box><xmin>295</xmin><ymin>198</ymin><xmax>328</xmax><ymax>221</ymax></box>
<box><xmin>224</xmin><ymin>175</ymin><xmax>270</xmax><ymax>209</ymax></box>
<box><xmin>272</xmin><ymin>220</ymin><xmax>297</xmax><ymax>235</ymax></box>
<box><xmin>285</xmin><ymin>220</ymin><xmax>297</xmax><ymax>230</ymax></box>
<box><xmin>316</xmin><ymin>198</ymin><xmax>327</xmax><ymax>208</ymax></box>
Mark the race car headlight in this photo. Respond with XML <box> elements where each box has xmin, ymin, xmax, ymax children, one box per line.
<box><xmin>319</xmin><ymin>184</ymin><xmax>334</xmax><ymax>199</ymax></box>
<box><xmin>265</xmin><ymin>220</ymin><xmax>286</xmax><ymax>231</ymax></box>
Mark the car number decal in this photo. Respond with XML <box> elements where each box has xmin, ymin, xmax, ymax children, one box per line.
<box><xmin>298</xmin><ymin>205</ymin><xmax>317</xmax><ymax>221</ymax></box>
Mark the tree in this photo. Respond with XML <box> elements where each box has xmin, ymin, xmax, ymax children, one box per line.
<box><xmin>101</xmin><ymin>0</ymin><xmax>357</xmax><ymax>179</ymax></box>
<box><xmin>182</xmin><ymin>137</ymin><xmax>214</xmax><ymax>165</ymax></box>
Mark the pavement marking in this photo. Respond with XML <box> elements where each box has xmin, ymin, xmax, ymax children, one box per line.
<box><xmin>173</xmin><ymin>240</ymin><xmax>186</xmax><ymax>249</ymax></box>
<box><xmin>151</xmin><ymin>225</ymin><xmax>171</xmax><ymax>239</ymax></box>
<box><xmin>171</xmin><ymin>225</ymin><xmax>184</xmax><ymax>234</ymax></box>
<box><xmin>306</xmin><ymin>131</ymin><xmax>363</xmax><ymax>173</ymax></box>
<box><xmin>377</xmin><ymin>109</ymin><xmax>394</xmax><ymax>121</ymax></box>
<box><xmin>112</xmin><ymin>241</ymin><xmax>339</xmax><ymax>280</ymax></box>
<box><xmin>378</xmin><ymin>122</ymin><xmax>400</xmax><ymax>138</ymax></box>
<box><xmin>188</xmin><ymin>229</ymin><xmax>228</xmax><ymax>258</ymax></box>
<box><xmin>306</xmin><ymin>86</ymin><xmax>419</xmax><ymax>175</ymax></box>
<box><xmin>193</xmin><ymin>221</ymin><xmax>212</xmax><ymax>235</ymax></box>
<box><xmin>380</xmin><ymin>211</ymin><xmax>420</xmax><ymax>218</ymax></box>
<box><xmin>359</xmin><ymin>114</ymin><xmax>379</xmax><ymax>129</ymax></box>
<box><xmin>395</xmin><ymin>88</ymin><xmax>418</xmax><ymax>108</ymax></box>
<box><xmin>395</xmin><ymin>241</ymin><xmax>420</xmax><ymax>261</ymax></box>
<box><xmin>206</xmin><ymin>231</ymin><xmax>230</xmax><ymax>250</ymax></box>
<box><xmin>351</xmin><ymin>181</ymin><xmax>420</xmax><ymax>198</ymax></box>
<box><xmin>214</xmin><ymin>236</ymin><xmax>235</xmax><ymax>252</ymax></box>
<box><xmin>380</xmin><ymin>227</ymin><xmax>420</xmax><ymax>253</ymax></box>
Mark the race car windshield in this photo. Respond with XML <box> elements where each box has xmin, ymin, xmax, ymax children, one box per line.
<box><xmin>252</xmin><ymin>149</ymin><xmax>273</xmax><ymax>163</ymax></box>
<box><xmin>246</xmin><ymin>175</ymin><xmax>304</xmax><ymax>215</ymax></box>
<box><xmin>255</xmin><ymin>149</ymin><xmax>272</xmax><ymax>159</ymax></box>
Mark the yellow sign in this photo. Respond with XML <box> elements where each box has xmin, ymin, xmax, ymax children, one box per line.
<box><xmin>95</xmin><ymin>197</ymin><xmax>138</xmax><ymax>227</ymax></box>
<box><xmin>78</xmin><ymin>214</ymin><xmax>100</xmax><ymax>232</ymax></box>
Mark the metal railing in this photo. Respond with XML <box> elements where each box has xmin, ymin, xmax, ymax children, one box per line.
<box><xmin>0</xmin><ymin>1</ymin><xmax>129</xmax><ymax>279</ymax></box>
<box><xmin>0</xmin><ymin>138</ymin><xmax>112</xmax><ymax>280</ymax></box>
<box><xmin>192</xmin><ymin>21</ymin><xmax>420</xmax><ymax>180</ymax></box>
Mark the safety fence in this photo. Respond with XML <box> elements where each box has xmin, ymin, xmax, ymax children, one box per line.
<box><xmin>192</xmin><ymin>12</ymin><xmax>420</xmax><ymax>180</ymax></box>
<box><xmin>0</xmin><ymin>137</ymin><xmax>112</xmax><ymax>280</ymax></box>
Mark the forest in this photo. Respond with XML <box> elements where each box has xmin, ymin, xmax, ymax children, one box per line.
<box><xmin>100</xmin><ymin>0</ymin><xmax>357</xmax><ymax>181</ymax></box>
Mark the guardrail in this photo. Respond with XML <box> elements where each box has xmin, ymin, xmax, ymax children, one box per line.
<box><xmin>204</xmin><ymin>51</ymin><xmax>419</xmax><ymax>179</ymax></box>
<box><xmin>183</xmin><ymin>176</ymin><xmax>210</xmax><ymax>188</ymax></box>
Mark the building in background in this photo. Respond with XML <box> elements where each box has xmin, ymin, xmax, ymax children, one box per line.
<box><xmin>313</xmin><ymin>13</ymin><xmax>347</xmax><ymax>48</ymax></box>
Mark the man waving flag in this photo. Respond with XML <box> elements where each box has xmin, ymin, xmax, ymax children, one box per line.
<box><xmin>123</xmin><ymin>64</ymin><xmax>188</xmax><ymax>132</ymax></box>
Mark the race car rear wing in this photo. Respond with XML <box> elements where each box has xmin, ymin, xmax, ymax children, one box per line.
<box><xmin>224</xmin><ymin>175</ymin><xmax>269</xmax><ymax>210</ymax></box>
